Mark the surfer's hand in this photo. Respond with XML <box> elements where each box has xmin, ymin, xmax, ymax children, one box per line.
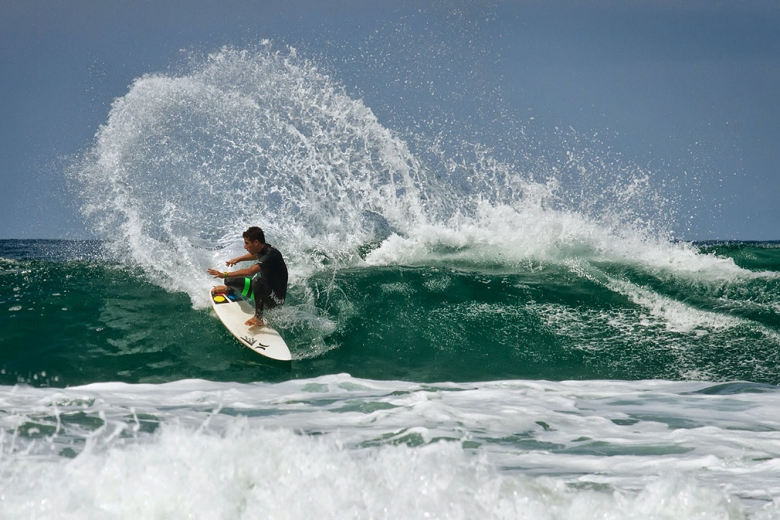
<box><xmin>207</xmin><ymin>268</ymin><xmax>225</xmax><ymax>278</ymax></box>
<box><xmin>226</xmin><ymin>258</ymin><xmax>239</xmax><ymax>267</ymax></box>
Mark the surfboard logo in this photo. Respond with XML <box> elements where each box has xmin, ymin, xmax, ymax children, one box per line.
<box><xmin>241</xmin><ymin>336</ymin><xmax>268</xmax><ymax>350</ymax></box>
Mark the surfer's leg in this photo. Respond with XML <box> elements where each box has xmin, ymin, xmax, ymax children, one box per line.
<box><xmin>223</xmin><ymin>277</ymin><xmax>253</xmax><ymax>298</ymax></box>
<box><xmin>245</xmin><ymin>277</ymin><xmax>274</xmax><ymax>327</ymax></box>
<box><xmin>251</xmin><ymin>278</ymin><xmax>271</xmax><ymax>315</ymax></box>
<box><xmin>251</xmin><ymin>276</ymin><xmax>285</xmax><ymax>310</ymax></box>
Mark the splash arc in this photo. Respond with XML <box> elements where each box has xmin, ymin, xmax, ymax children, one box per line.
<box><xmin>210</xmin><ymin>289</ymin><xmax>291</xmax><ymax>362</ymax></box>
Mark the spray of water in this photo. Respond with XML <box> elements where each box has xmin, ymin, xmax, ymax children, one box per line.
<box><xmin>69</xmin><ymin>43</ymin><xmax>743</xmax><ymax>309</ymax></box>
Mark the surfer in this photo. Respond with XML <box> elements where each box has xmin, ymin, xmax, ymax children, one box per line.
<box><xmin>207</xmin><ymin>226</ymin><xmax>288</xmax><ymax>328</ymax></box>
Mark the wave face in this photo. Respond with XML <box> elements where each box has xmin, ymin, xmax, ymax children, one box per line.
<box><xmin>2</xmin><ymin>240</ymin><xmax>779</xmax><ymax>387</ymax></box>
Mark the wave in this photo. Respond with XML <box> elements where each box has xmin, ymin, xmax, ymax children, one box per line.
<box><xmin>56</xmin><ymin>44</ymin><xmax>780</xmax><ymax>386</ymax></box>
<box><xmin>67</xmin><ymin>44</ymin><xmax>732</xmax><ymax>306</ymax></box>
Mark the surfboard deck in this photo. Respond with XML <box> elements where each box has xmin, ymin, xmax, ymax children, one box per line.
<box><xmin>210</xmin><ymin>289</ymin><xmax>292</xmax><ymax>362</ymax></box>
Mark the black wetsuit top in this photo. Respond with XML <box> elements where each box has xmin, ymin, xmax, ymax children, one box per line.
<box><xmin>223</xmin><ymin>244</ymin><xmax>288</xmax><ymax>316</ymax></box>
<box><xmin>255</xmin><ymin>244</ymin><xmax>288</xmax><ymax>301</ymax></box>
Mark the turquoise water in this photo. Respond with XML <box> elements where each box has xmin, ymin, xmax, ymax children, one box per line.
<box><xmin>3</xmin><ymin>240</ymin><xmax>778</xmax><ymax>388</ymax></box>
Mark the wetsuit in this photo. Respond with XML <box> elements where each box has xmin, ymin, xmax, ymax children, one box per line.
<box><xmin>224</xmin><ymin>244</ymin><xmax>288</xmax><ymax>318</ymax></box>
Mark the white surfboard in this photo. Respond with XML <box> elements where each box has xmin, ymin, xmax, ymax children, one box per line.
<box><xmin>210</xmin><ymin>289</ymin><xmax>292</xmax><ymax>362</ymax></box>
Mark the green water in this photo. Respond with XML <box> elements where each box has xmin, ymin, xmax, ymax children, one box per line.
<box><xmin>2</xmin><ymin>240</ymin><xmax>779</xmax><ymax>388</ymax></box>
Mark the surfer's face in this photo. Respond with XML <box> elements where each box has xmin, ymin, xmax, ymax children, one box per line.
<box><xmin>244</xmin><ymin>238</ymin><xmax>264</xmax><ymax>255</ymax></box>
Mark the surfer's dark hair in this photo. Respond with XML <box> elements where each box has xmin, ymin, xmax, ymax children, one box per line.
<box><xmin>243</xmin><ymin>226</ymin><xmax>265</xmax><ymax>244</ymax></box>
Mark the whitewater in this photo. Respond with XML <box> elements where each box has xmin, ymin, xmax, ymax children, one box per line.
<box><xmin>1</xmin><ymin>45</ymin><xmax>779</xmax><ymax>518</ymax></box>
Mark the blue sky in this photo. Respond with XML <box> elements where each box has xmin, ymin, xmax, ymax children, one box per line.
<box><xmin>1</xmin><ymin>0</ymin><xmax>778</xmax><ymax>240</ymax></box>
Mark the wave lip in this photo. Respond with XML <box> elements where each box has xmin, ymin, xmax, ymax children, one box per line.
<box><xmin>364</xmin><ymin>199</ymin><xmax>763</xmax><ymax>283</ymax></box>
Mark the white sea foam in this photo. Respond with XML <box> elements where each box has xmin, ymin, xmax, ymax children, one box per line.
<box><xmin>1</xmin><ymin>376</ymin><xmax>779</xmax><ymax>518</ymax></box>
<box><xmin>0</xmin><ymin>425</ymin><xmax>755</xmax><ymax>519</ymax></box>
<box><xmin>363</xmin><ymin>199</ymin><xmax>757</xmax><ymax>284</ymax></box>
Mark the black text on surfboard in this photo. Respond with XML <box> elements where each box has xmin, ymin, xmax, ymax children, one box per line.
<box><xmin>241</xmin><ymin>336</ymin><xmax>268</xmax><ymax>350</ymax></box>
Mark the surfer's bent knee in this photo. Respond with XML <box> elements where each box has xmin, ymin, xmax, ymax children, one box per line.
<box><xmin>224</xmin><ymin>276</ymin><xmax>254</xmax><ymax>299</ymax></box>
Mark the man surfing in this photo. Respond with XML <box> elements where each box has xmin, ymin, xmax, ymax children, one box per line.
<box><xmin>207</xmin><ymin>226</ymin><xmax>288</xmax><ymax>328</ymax></box>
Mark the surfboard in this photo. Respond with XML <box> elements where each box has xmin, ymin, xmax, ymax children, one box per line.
<box><xmin>210</xmin><ymin>289</ymin><xmax>292</xmax><ymax>362</ymax></box>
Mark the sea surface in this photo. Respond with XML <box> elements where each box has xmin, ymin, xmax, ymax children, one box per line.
<box><xmin>2</xmin><ymin>46</ymin><xmax>780</xmax><ymax>519</ymax></box>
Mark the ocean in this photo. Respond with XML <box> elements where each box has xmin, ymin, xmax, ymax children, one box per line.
<box><xmin>2</xmin><ymin>46</ymin><xmax>780</xmax><ymax>518</ymax></box>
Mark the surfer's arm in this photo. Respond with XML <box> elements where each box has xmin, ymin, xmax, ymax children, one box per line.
<box><xmin>226</xmin><ymin>253</ymin><xmax>256</xmax><ymax>266</ymax></box>
<box><xmin>207</xmin><ymin>264</ymin><xmax>260</xmax><ymax>279</ymax></box>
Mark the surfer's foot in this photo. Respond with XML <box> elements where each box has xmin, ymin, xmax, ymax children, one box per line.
<box><xmin>245</xmin><ymin>315</ymin><xmax>266</xmax><ymax>328</ymax></box>
<box><xmin>211</xmin><ymin>285</ymin><xmax>228</xmax><ymax>295</ymax></box>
